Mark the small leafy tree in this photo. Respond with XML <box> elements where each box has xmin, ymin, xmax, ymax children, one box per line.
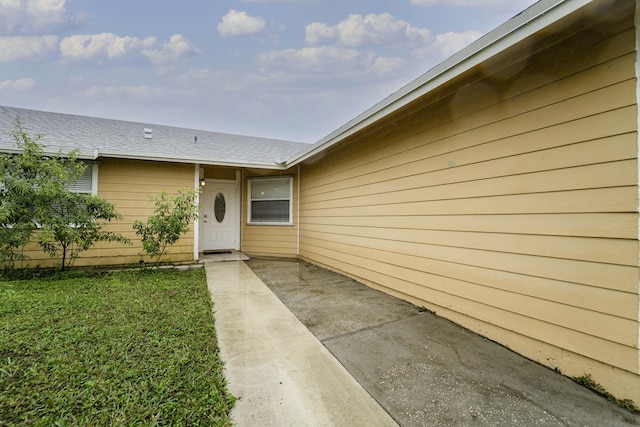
<box><xmin>1</xmin><ymin>120</ymin><xmax>82</xmax><ymax>269</ymax></box>
<box><xmin>0</xmin><ymin>205</ymin><xmax>31</xmax><ymax>269</ymax></box>
<box><xmin>0</xmin><ymin>119</ymin><xmax>130</xmax><ymax>271</ymax></box>
<box><xmin>133</xmin><ymin>190</ymin><xmax>199</xmax><ymax>265</ymax></box>
<box><xmin>38</xmin><ymin>193</ymin><xmax>131</xmax><ymax>270</ymax></box>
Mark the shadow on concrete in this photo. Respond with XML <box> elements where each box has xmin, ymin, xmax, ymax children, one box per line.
<box><xmin>246</xmin><ymin>258</ymin><xmax>640</xmax><ymax>427</ymax></box>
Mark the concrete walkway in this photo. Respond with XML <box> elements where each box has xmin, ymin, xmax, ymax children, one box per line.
<box><xmin>205</xmin><ymin>261</ymin><xmax>398</xmax><ymax>426</ymax></box>
<box><xmin>207</xmin><ymin>259</ymin><xmax>640</xmax><ymax>426</ymax></box>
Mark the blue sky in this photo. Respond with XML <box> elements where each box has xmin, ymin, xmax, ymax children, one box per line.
<box><xmin>1</xmin><ymin>0</ymin><xmax>538</xmax><ymax>143</ymax></box>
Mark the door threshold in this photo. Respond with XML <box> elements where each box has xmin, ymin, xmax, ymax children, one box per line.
<box><xmin>199</xmin><ymin>251</ymin><xmax>249</xmax><ymax>262</ymax></box>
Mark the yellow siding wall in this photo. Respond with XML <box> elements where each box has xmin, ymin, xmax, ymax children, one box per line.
<box><xmin>299</xmin><ymin>0</ymin><xmax>640</xmax><ymax>402</ymax></box>
<box><xmin>242</xmin><ymin>169</ymin><xmax>298</xmax><ymax>257</ymax></box>
<box><xmin>21</xmin><ymin>159</ymin><xmax>196</xmax><ymax>267</ymax></box>
<box><xmin>97</xmin><ymin>159</ymin><xmax>196</xmax><ymax>265</ymax></box>
<box><xmin>202</xmin><ymin>165</ymin><xmax>238</xmax><ymax>181</ymax></box>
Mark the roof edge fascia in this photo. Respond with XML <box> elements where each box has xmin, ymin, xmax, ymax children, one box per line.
<box><xmin>0</xmin><ymin>146</ymin><xmax>99</xmax><ymax>161</ymax></box>
<box><xmin>285</xmin><ymin>0</ymin><xmax>592</xmax><ymax>167</ymax></box>
<box><xmin>96</xmin><ymin>149</ymin><xmax>288</xmax><ymax>170</ymax></box>
<box><xmin>0</xmin><ymin>145</ymin><xmax>288</xmax><ymax>170</ymax></box>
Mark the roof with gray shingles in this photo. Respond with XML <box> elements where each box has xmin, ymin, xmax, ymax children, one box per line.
<box><xmin>0</xmin><ymin>106</ymin><xmax>310</xmax><ymax>168</ymax></box>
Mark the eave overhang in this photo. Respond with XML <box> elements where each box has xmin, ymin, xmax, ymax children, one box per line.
<box><xmin>0</xmin><ymin>146</ymin><xmax>289</xmax><ymax>170</ymax></box>
<box><xmin>95</xmin><ymin>149</ymin><xmax>288</xmax><ymax>170</ymax></box>
<box><xmin>284</xmin><ymin>0</ymin><xmax>593</xmax><ymax>167</ymax></box>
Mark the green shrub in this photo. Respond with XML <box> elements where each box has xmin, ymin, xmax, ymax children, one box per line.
<box><xmin>133</xmin><ymin>190</ymin><xmax>199</xmax><ymax>265</ymax></box>
<box><xmin>0</xmin><ymin>119</ymin><xmax>129</xmax><ymax>271</ymax></box>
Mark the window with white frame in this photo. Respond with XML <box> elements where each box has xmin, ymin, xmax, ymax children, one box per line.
<box><xmin>0</xmin><ymin>162</ymin><xmax>96</xmax><ymax>195</ymax></box>
<box><xmin>0</xmin><ymin>162</ymin><xmax>98</xmax><ymax>226</ymax></box>
<box><xmin>48</xmin><ymin>163</ymin><xmax>97</xmax><ymax>220</ymax></box>
<box><xmin>248</xmin><ymin>176</ymin><xmax>293</xmax><ymax>224</ymax></box>
<box><xmin>69</xmin><ymin>163</ymin><xmax>97</xmax><ymax>195</ymax></box>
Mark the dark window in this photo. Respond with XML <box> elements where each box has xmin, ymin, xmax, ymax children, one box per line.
<box><xmin>248</xmin><ymin>177</ymin><xmax>292</xmax><ymax>224</ymax></box>
<box><xmin>214</xmin><ymin>193</ymin><xmax>226</xmax><ymax>223</ymax></box>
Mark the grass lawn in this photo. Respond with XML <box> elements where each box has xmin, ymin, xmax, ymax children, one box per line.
<box><xmin>0</xmin><ymin>268</ymin><xmax>235</xmax><ymax>426</ymax></box>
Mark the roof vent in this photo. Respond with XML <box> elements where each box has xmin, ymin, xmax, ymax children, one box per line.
<box><xmin>144</xmin><ymin>128</ymin><xmax>152</xmax><ymax>139</ymax></box>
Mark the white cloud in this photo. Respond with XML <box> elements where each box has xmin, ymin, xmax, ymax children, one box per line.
<box><xmin>59</xmin><ymin>33</ymin><xmax>198</xmax><ymax>65</ymax></box>
<box><xmin>306</xmin><ymin>13</ymin><xmax>430</xmax><ymax>47</ymax></box>
<box><xmin>0</xmin><ymin>77</ymin><xmax>36</xmax><ymax>91</ymax></box>
<box><xmin>257</xmin><ymin>46</ymin><xmax>403</xmax><ymax>79</ymax></box>
<box><xmin>76</xmin><ymin>84</ymin><xmax>202</xmax><ymax>104</ymax></box>
<box><xmin>0</xmin><ymin>35</ymin><xmax>57</xmax><ymax>62</ymax></box>
<box><xmin>254</xmin><ymin>10</ymin><xmax>489</xmax><ymax>89</ymax></box>
<box><xmin>218</xmin><ymin>10</ymin><xmax>266</xmax><ymax>37</ymax></box>
<box><xmin>60</xmin><ymin>33</ymin><xmax>156</xmax><ymax>62</ymax></box>
<box><xmin>175</xmin><ymin>67</ymin><xmax>216</xmax><ymax>83</ymax></box>
<box><xmin>0</xmin><ymin>0</ymin><xmax>84</xmax><ymax>34</ymax></box>
<box><xmin>424</xmin><ymin>30</ymin><xmax>483</xmax><ymax>58</ymax></box>
<box><xmin>302</xmin><ymin>11</ymin><xmax>487</xmax><ymax>78</ymax></box>
<box><xmin>142</xmin><ymin>34</ymin><xmax>200</xmax><ymax>65</ymax></box>
<box><xmin>373</xmin><ymin>57</ymin><xmax>405</xmax><ymax>75</ymax></box>
<box><xmin>79</xmin><ymin>85</ymin><xmax>167</xmax><ymax>99</ymax></box>
<box><xmin>294</xmin><ymin>12</ymin><xmax>484</xmax><ymax>84</ymax></box>
<box><xmin>305</xmin><ymin>22</ymin><xmax>335</xmax><ymax>45</ymax></box>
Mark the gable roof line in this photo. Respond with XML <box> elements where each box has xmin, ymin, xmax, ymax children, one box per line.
<box><xmin>0</xmin><ymin>144</ymin><xmax>286</xmax><ymax>169</ymax></box>
<box><xmin>0</xmin><ymin>105</ymin><xmax>307</xmax><ymax>167</ymax></box>
<box><xmin>284</xmin><ymin>0</ymin><xmax>592</xmax><ymax>167</ymax></box>
<box><xmin>94</xmin><ymin>148</ymin><xmax>288</xmax><ymax>169</ymax></box>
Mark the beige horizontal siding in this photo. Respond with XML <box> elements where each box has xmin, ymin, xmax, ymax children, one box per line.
<box><xmin>20</xmin><ymin>159</ymin><xmax>197</xmax><ymax>268</ymax></box>
<box><xmin>303</xmin><ymin>158</ymin><xmax>637</xmax><ymax>211</ymax></box>
<box><xmin>242</xmin><ymin>230</ymin><xmax>298</xmax><ymax>257</ymax></box>
<box><xmin>302</xmin><ymin>245</ymin><xmax>637</xmax><ymax>367</ymax></box>
<box><xmin>73</xmin><ymin>253</ymin><xmax>194</xmax><ymax>268</ymax></box>
<box><xmin>301</xmin><ymin>234</ymin><xmax>638</xmax><ymax>313</ymax></box>
<box><xmin>302</xmin><ymin>29</ymin><xmax>636</xmax><ymax>188</ymax></box>
<box><xmin>301</xmin><ymin>225</ymin><xmax>638</xmax><ymax>267</ymax></box>
<box><xmin>299</xmin><ymin>0</ymin><xmax>639</xmax><ymax>403</ymax></box>
<box><xmin>243</xmin><ymin>227</ymin><xmax>298</xmax><ymax>256</ymax></box>
<box><xmin>302</xmin><ymin>130</ymin><xmax>637</xmax><ymax>202</ymax></box>
<box><xmin>304</xmin><ymin>187</ymin><xmax>637</xmax><ymax>216</ymax></box>
<box><xmin>303</xmin><ymin>82</ymin><xmax>636</xmax><ymax>196</ymax></box>
<box><xmin>241</xmin><ymin>169</ymin><xmax>298</xmax><ymax>257</ymax></box>
<box><xmin>302</xmin><ymin>240</ymin><xmax>638</xmax><ymax>321</ymax></box>
<box><xmin>201</xmin><ymin>166</ymin><xmax>238</xmax><ymax>181</ymax></box>
<box><xmin>99</xmin><ymin>159</ymin><xmax>196</xmax><ymax>264</ymax></box>
<box><xmin>304</xmin><ymin>213</ymin><xmax>638</xmax><ymax>239</ymax></box>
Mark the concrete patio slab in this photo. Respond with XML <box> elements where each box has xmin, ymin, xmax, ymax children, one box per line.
<box><xmin>205</xmin><ymin>261</ymin><xmax>398</xmax><ymax>427</ymax></box>
<box><xmin>246</xmin><ymin>258</ymin><xmax>640</xmax><ymax>427</ymax></box>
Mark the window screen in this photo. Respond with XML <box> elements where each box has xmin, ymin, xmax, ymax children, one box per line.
<box><xmin>248</xmin><ymin>177</ymin><xmax>292</xmax><ymax>224</ymax></box>
<box><xmin>68</xmin><ymin>165</ymin><xmax>94</xmax><ymax>194</ymax></box>
<box><xmin>0</xmin><ymin>163</ymin><xmax>95</xmax><ymax>194</ymax></box>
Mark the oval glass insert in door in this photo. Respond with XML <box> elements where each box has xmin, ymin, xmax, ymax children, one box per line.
<box><xmin>214</xmin><ymin>193</ymin><xmax>226</xmax><ymax>223</ymax></box>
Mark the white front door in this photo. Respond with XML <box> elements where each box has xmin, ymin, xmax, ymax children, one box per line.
<box><xmin>200</xmin><ymin>181</ymin><xmax>238</xmax><ymax>251</ymax></box>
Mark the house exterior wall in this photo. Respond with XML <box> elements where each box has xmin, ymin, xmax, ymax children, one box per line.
<box><xmin>298</xmin><ymin>0</ymin><xmax>640</xmax><ymax>403</ymax></box>
<box><xmin>242</xmin><ymin>168</ymin><xmax>298</xmax><ymax>257</ymax></box>
<box><xmin>18</xmin><ymin>158</ymin><xmax>197</xmax><ymax>267</ymax></box>
<box><xmin>97</xmin><ymin>159</ymin><xmax>196</xmax><ymax>265</ymax></box>
<box><xmin>201</xmin><ymin>165</ymin><xmax>238</xmax><ymax>181</ymax></box>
